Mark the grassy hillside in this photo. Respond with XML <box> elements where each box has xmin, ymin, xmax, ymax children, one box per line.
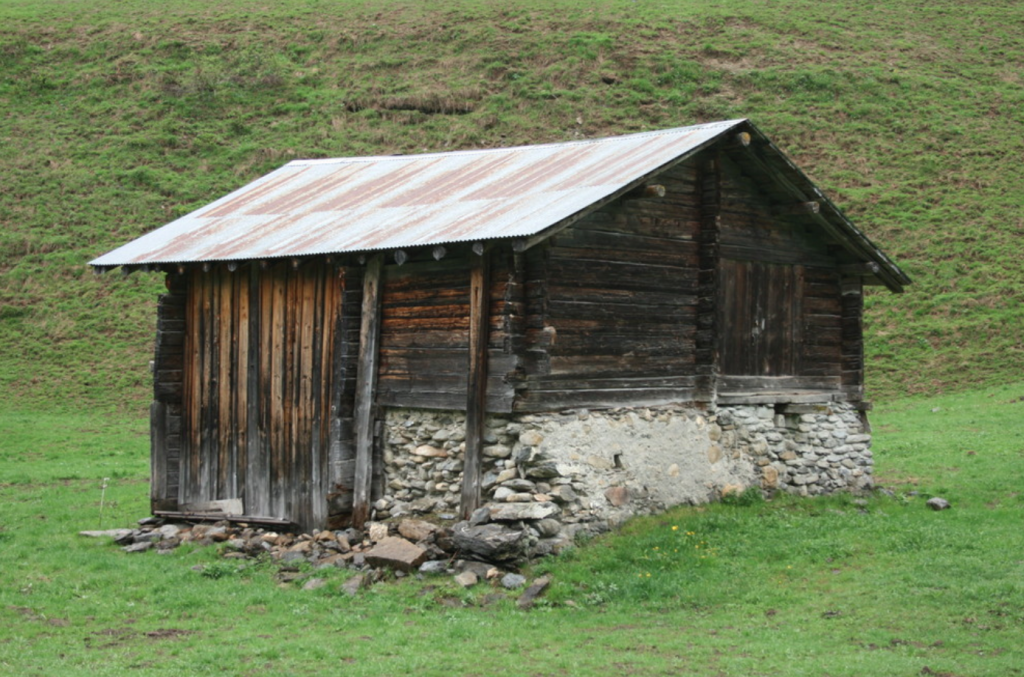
<box><xmin>1</xmin><ymin>0</ymin><xmax>1022</xmax><ymax>414</ymax></box>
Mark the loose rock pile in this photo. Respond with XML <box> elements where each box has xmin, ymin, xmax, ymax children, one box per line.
<box><xmin>80</xmin><ymin>514</ymin><xmax>554</xmax><ymax>603</ymax></box>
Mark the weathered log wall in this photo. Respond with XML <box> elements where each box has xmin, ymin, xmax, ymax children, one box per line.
<box><xmin>151</xmin><ymin>275</ymin><xmax>186</xmax><ymax>512</ymax></box>
<box><xmin>515</xmin><ymin>159</ymin><xmax>704</xmax><ymax>411</ymax></box>
<box><xmin>375</xmin><ymin>252</ymin><xmax>518</xmax><ymax>413</ymax></box>
<box><xmin>715</xmin><ymin>153</ymin><xmax>848</xmax><ymax>398</ymax></box>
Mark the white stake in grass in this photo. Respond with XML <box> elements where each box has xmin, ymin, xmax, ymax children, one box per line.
<box><xmin>99</xmin><ymin>477</ymin><xmax>110</xmax><ymax>527</ymax></box>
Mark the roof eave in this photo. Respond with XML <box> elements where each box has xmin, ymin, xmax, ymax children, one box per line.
<box><xmin>733</xmin><ymin>120</ymin><xmax>911</xmax><ymax>293</ymax></box>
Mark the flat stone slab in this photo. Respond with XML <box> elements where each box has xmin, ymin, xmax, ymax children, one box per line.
<box><xmin>488</xmin><ymin>501</ymin><xmax>559</xmax><ymax>522</ymax></box>
<box><xmin>364</xmin><ymin>537</ymin><xmax>428</xmax><ymax>572</ymax></box>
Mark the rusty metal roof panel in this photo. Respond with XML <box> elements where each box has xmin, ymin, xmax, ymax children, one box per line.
<box><xmin>91</xmin><ymin>120</ymin><xmax>746</xmax><ymax>267</ymax></box>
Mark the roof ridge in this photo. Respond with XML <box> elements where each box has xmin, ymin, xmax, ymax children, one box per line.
<box><xmin>287</xmin><ymin>119</ymin><xmax>748</xmax><ymax>167</ymax></box>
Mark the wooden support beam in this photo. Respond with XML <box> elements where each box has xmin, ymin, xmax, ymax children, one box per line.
<box><xmin>461</xmin><ymin>248</ymin><xmax>491</xmax><ymax>519</ymax></box>
<box><xmin>351</xmin><ymin>254</ymin><xmax>384</xmax><ymax>528</ymax></box>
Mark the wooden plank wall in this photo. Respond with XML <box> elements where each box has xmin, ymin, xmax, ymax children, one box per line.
<box><xmin>515</xmin><ymin>159</ymin><xmax>704</xmax><ymax>411</ymax></box>
<box><xmin>840</xmin><ymin>281</ymin><xmax>865</xmax><ymax>399</ymax></box>
<box><xmin>696</xmin><ymin>153</ymin><xmax>722</xmax><ymax>401</ymax></box>
<box><xmin>716</xmin><ymin>154</ymin><xmax>847</xmax><ymax>395</ymax></box>
<box><xmin>179</xmin><ymin>262</ymin><xmax>347</xmax><ymax>531</ymax></box>
<box><xmin>151</xmin><ymin>274</ymin><xmax>186</xmax><ymax>511</ymax></box>
<box><xmin>375</xmin><ymin>253</ymin><xmax>517</xmax><ymax>413</ymax></box>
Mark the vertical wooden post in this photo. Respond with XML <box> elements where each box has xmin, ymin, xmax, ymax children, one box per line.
<box><xmin>351</xmin><ymin>255</ymin><xmax>383</xmax><ymax>528</ymax></box>
<box><xmin>461</xmin><ymin>249</ymin><xmax>491</xmax><ymax>519</ymax></box>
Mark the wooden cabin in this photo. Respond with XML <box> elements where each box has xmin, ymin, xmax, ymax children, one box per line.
<box><xmin>92</xmin><ymin>120</ymin><xmax>909</xmax><ymax>532</ymax></box>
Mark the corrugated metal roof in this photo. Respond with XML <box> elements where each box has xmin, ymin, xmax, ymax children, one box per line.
<box><xmin>90</xmin><ymin>120</ymin><xmax>746</xmax><ymax>267</ymax></box>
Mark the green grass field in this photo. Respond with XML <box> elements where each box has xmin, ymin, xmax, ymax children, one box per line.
<box><xmin>2</xmin><ymin>385</ymin><xmax>1022</xmax><ymax>675</ymax></box>
<box><xmin>2</xmin><ymin>1</ymin><xmax>1023</xmax><ymax>674</ymax></box>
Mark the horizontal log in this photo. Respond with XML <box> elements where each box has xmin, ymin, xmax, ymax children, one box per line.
<box><xmin>523</xmin><ymin>374</ymin><xmax>698</xmax><ymax>391</ymax></box>
<box><xmin>546</xmin><ymin>354</ymin><xmax>696</xmax><ymax>378</ymax></box>
<box><xmin>839</xmin><ymin>262</ymin><xmax>881</xmax><ymax>276</ymax></box>
<box><xmin>156</xmin><ymin>330</ymin><xmax>184</xmax><ymax>347</ymax></box>
<box><xmin>381</xmin><ymin>316</ymin><xmax>469</xmax><ymax>331</ymax></box>
<box><xmin>803</xmin><ymin>296</ymin><xmax>841</xmax><ymax>314</ymax></box>
<box><xmin>545</xmin><ymin>298</ymin><xmax>697</xmax><ymax>322</ymax></box>
<box><xmin>804</xmin><ymin>281</ymin><xmax>841</xmax><ymax>298</ymax></box>
<box><xmin>718</xmin><ymin>375</ymin><xmax>841</xmax><ymax>392</ymax></box>
<box><xmin>155</xmin><ymin>369</ymin><xmax>183</xmax><ymax>383</ymax></box>
<box><xmin>383</xmin><ymin>303</ymin><xmax>470</xmax><ymax>319</ymax></box>
<box><xmin>547</xmin><ymin>260</ymin><xmax>700</xmax><ymax>289</ymax></box>
<box><xmin>771</xmin><ymin>201</ymin><xmax>820</xmax><ymax>216</ymax></box>
<box><xmin>514</xmin><ymin>387</ymin><xmax>700</xmax><ymax>412</ymax></box>
<box><xmin>155</xmin><ymin>381</ymin><xmax>183</xmax><ymax>401</ymax></box>
<box><xmin>716</xmin><ymin>392</ymin><xmax>837</xmax><ymax>405</ymax></box>
<box><xmin>379</xmin><ymin>350</ymin><xmax>517</xmax><ymax>377</ymax></box>
<box><xmin>382</xmin><ymin>287</ymin><xmax>470</xmax><ymax>306</ymax></box>
<box><xmin>574</xmin><ymin>212</ymin><xmax>701</xmax><ymax>240</ymax></box>
<box><xmin>545</xmin><ymin>336</ymin><xmax>696</xmax><ymax>357</ymax></box>
<box><xmin>802</xmin><ymin>345</ymin><xmax>842</xmax><ymax>361</ymax></box>
<box><xmin>551</xmin><ymin>227</ymin><xmax>701</xmax><ymax>254</ymax></box>
<box><xmin>720</xmin><ymin>244</ymin><xmax>832</xmax><ymax>267</ymax></box>
<box><xmin>377</xmin><ymin>387</ymin><xmax>515</xmax><ymax>413</ymax></box>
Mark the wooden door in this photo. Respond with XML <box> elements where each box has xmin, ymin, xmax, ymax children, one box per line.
<box><xmin>180</xmin><ymin>262</ymin><xmax>343</xmax><ymax>530</ymax></box>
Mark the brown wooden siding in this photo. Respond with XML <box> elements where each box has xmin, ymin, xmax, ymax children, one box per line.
<box><xmin>178</xmin><ymin>262</ymin><xmax>348</xmax><ymax>531</ymax></box>
<box><xmin>376</xmin><ymin>252</ymin><xmax>517</xmax><ymax>412</ymax></box>
<box><xmin>516</xmin><ymin>160</ymin><xmax>703</xmax><ymax>411</ymax></box>
<box><xmin>840</xmin><ymin>280</ymin><xmax>864</xmax><ymax>399</ymax></box>
<box><xmin>716</xmin><ymin>153</ymin><xmax>846</xmax><ymax>395</ymax></box>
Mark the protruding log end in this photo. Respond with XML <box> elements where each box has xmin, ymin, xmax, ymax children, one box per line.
<box><xmin>623</xmin><ymin>183</ymin><xmax>666</xmax><ymax>200</ymax></box>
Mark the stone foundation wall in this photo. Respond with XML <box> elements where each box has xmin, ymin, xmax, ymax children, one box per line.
<box><xmin>375</xmin><ymin>402</ymin><xmax>872</xmax><ymax>547</ymax></box>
